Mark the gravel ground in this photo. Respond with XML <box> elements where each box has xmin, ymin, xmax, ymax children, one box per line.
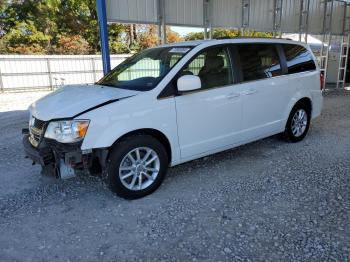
<box><xmin>0</xmin><ymin>89</ymin><xmax>349</xmax><ymax>261</ymax></box>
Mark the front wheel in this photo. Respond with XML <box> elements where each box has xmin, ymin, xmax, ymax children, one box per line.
<box><xmin>107</xmin><ymin>134</ymin><xmax>168</xmax><ymax>199</ymax></box>
<box><xmin>283</xmin><ymin>103</ymin><xmax>311</xmax><ymax>142</ymax></box>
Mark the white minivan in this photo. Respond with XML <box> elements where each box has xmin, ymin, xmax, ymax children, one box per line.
<box><xmin>23</xmin><ymin>38</ymin><xmax>323</xmax><ymax>199</ymax></box>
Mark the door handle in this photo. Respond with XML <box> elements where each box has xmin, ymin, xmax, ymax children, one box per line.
<box><xmin>226</xmin><ymin>93</ymin><xmax>240</xmax><ymax>99</ymax></box>
<box><xmin>241</xmin><ymin>89</ymin><xmax>257</xmax><ymax>95</ymax></box>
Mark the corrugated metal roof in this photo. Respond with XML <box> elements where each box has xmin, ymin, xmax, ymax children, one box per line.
<box><xmin>107</xmin><ymin>0</ymin><xmax>348</xmax><ymax>35</ymax></box>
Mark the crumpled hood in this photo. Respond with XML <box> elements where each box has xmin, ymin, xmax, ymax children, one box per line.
<box><xmin>29</xmin><ymin>84</ymin><xmax>139</xmax><ymax>121</ymax></box>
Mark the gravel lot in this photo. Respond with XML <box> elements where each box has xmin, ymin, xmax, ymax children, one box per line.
<box><xmin>0</xmin><ymin>89</ymin><xmax>349</xmax><ymax>261</ymax></box>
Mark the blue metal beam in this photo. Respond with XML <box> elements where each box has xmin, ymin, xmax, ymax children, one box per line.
<box><xmin>96</xmin><ymin>0</ymin><xmax>111</xmax><ymax>75</ymax></box>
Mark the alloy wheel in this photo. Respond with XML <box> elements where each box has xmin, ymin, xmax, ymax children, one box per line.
<box><xmin>291</xmin><ymin>109</ymin><xmax>308</xmax><ymax>137</ymax></box>
<box><xmin>119</xmin><ymin>147</ymin><xmax>160</xmax><ymax>191</ymax></box>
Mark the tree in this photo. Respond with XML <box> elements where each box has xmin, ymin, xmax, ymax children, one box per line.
<box><xmin>0</xmin><ymin>0</ymin><xmax>129</xmax><ymax>54</ymax></box>
<box><xmin>56</xmin><ymin>0</ymin><xmax>99</xmax><ymax>52</ymax></box>
<box><xmin>137</xmin><ymin>25</ymin><xmax>159</xmax><ymax>50</ymax></box>
<box><xmin>184</xmin><ymin>31</ymin><xmax>205</xmax><ymax>41</ymax></box>
<box><xmin>166</xmin><ymin>28</ymin><xmax>182</xmax><ymax>43</ymax></box>
<box><xmin>108</xmin><ymin>23</ymin><xmax>130</xmax><ymax>53</ymax></box>
<box><xmin>184</xmin><ymin>28</ymin><xmax>273</xmax><ymax>41</ymax></box>
<box><xmin>56</xmin><ymin>34</ymin><xmax>90</xmax><ymax>54</ymax></box>
<box><xmin>2</xmin><ymin>21</ymin><xmax>51</xmax><ymax>54</ymax></box>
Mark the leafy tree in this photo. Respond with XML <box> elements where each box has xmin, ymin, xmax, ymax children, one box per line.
<box><xmin>137</xmin><ymin>25</ymin><xmax>159</xmax><ymax>50</ymax></box>
<box><xmin>2</xmin><ymin>21</ymin><xmax>51</xmax><ymax>54</ymax></box>
<box><xmin>0</xmin><ymin>0</ymin><xmax>128</xmax><ymax>54</ymax></box>
<box><xmin>56</xmin><ymin>34</ymin><xmax>90</xmax><ymax>54</ymax></box>
<box><xmin>184</xmin><ymin>31</ymin><xmax>205</xmax><ymax>41</ymax></box>
<box><xmin>56</xmin><ymin>0</ymin><xmax>98</xmax><ymax>51</ymax></box>
<box><xmin>166</xmin><ymin>28</ymin><xmax>182</xmax><ymax>43</ymax></box>
<box><xmin>184</xmin><ymin>28</ymin><xmax>273</xmax><ymax>41</ymax></box>
<box><xmin>108</xmin><ymin>23</ymin><xmax>130</xmax><ymax>53</ymax></box>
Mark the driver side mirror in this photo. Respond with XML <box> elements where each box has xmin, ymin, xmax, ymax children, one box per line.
<box><xmin>177</xmin><ymin>75</ymin><xmax>201</xmax><ymax>92</ymax></box>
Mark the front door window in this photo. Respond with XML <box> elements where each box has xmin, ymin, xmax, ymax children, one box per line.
<box><xmin>179</xmin><ymin>47</ymin><xmax>234</xmax><ymax>90</ymax></box>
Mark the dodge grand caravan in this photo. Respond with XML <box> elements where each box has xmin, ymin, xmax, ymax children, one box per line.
<box><xmin>23</xmin><ymin>38</ymin><xmax>323</xmax><ymax>199</ymax></box>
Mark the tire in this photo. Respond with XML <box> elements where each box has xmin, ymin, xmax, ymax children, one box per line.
<box><xmin>107</xmin><ymin>134</ymin><xmax>168</xmax><ymax>199</ymax></box>
<box><xmin>283</xmin><ymin>102</ymin><xmax>311</xmax><ymax>143</ymax></box>
<box><xmin>40</xmin><ymin>163</ymin><xmax>58</xmax><ymax>177</ymax></box>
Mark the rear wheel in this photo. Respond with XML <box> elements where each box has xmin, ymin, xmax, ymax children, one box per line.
<box><xmin>107</xmin><ymin>134</ymin><xmax>168</xmax><ymax>199</ymax></box>
<box><xmin>283</xmin><ymin>102</ymin><xmax>311</xmax><ymax>142</ymax></box>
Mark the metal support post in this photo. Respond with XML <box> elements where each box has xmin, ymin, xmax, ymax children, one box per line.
<box><xmin>162</xmin><ymin>21</ymin><xmax>166</xmax><ymax>44</ymax></box>
<box><xmin>273</xmin><ymin>0</ymin><xmax>283</xmax><ymax>38</ymax></box>
<box><xmin>96</xmin><ymin>0</ymin><xmax>111</xmax><ymax>75</ymax></box>
<box><xmin>203</xmin><ymin>0</ymin><xmax>212</xmax><ymax>39</ymax></box>
<box><xmin>209</xmin><ymin>24</ymin><xmax>213</xmax><ymax>39</ymax></box>
<box><xmin>0</xmin><ymin>67</ymin><xmax>4</xmax><ymax>92</ymax></box>
<box><xmin>46</xmin><ymin>58</ymin><xmax>53</xmax><ymax>91</ymax></box>
<box><xmin>158</xmin><ymin>24</ymin><xmax>162</xmax><ymax>44</ymax></box>
<box><xmin>320</xmin><ymin>0</ymin><xmax>334</xmax><ymax>88</ymax></box>
<box><xmin>157</xmin><ymin>0</ymin><xmax>166</xmax><ymax>44</ymax></box>
<box><xmin>91</xmin><ymin>57</ymin><xmax>97</xmax><ymax>83</ymax></box>
<box><xmin>241</xmin><ymin>0</ymin><xmax>250</xmax><ymax>36</ymax></box>
<box><xmin>298</xmin><ymin>0</ymin><xmax>310</xmax><ymax>42</ymax></box>
<box><xmin>336</xmin><ymin>3</ymin><xmax>350</xmax><ymax>88</ymax></box>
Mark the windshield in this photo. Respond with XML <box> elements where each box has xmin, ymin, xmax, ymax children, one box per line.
<box><xmin>96</xmin><ymin>46</ymin><xmax>192</xmax><ymax>91</ymax></box>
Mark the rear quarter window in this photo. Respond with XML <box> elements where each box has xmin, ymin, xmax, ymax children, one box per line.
<box><xmin>281</xmin><ymin>44</ymin><xmax>316</xmax><ymax>74</ymax></box>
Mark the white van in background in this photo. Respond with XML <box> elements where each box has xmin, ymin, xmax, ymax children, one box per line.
<box><xmin>23</xmin><ymin>38</ymin><xmax>323</xmax><ymax>199</ymax></box>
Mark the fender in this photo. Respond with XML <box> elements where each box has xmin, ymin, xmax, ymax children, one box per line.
<box><xmin>78</xmin><ymin>94</ymin><xmax>181</xmax><ymax>165</ymax></box>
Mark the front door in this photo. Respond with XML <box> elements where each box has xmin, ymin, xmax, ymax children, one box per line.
<box><xmin>174</xmin><ymin>46</ymin><xmax>243</xmax><ymax>159</ymax></box>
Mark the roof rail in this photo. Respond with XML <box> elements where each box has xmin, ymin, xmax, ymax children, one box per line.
<box><xmin>215</xmin><ymin>36</ymin><xmax>294</xmax><ymax>40</ymax></box>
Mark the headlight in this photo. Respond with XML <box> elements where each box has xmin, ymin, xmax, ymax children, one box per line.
<box><xmin>44</xmin><ymin>120</ymin><xmax>90</xmax><ymax>143</ymax></box>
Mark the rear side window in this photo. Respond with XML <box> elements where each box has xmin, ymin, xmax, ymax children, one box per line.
<box><xmin>237</xmin><ymin>44</ymin><xmax>282</xmax><ymax>82</ymax></box>
<box><xmin>281</xmin><ymin>44</ymin><xmax>316</xmax><ymax>74</ymax></box>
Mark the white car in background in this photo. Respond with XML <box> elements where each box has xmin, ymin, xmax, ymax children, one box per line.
<box><xmin>23</xmin><ymin>38</ymin><xmax>323</xmax><ymax>199</ymax></box>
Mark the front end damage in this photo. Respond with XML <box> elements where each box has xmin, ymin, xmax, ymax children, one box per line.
<box><xmin>22</xmin><ymin>117</ymin><xmax>108</xmax><ymax>179</ymax></box>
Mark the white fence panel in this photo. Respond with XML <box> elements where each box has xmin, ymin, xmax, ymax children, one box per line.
<box><xmin>0</xmin><ymin>55</ymin><xmax>130</xmax><ymax>92</ymax></box>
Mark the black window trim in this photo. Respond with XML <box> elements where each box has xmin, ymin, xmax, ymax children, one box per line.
<box><xmin>276</xmin><ymin>44</ymin><xmax>288</xmax><ymax>75</ymax></box>
<box><xmin>157</xmin><ymin>43</ymin><xmax>238</xmax><ymax>99</ymax></box>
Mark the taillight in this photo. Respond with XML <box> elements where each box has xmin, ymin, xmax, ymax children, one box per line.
<box><xmin>320</xmin><ymin>72</ymin><xmax>325</xmax><ymax>90</ymax></box>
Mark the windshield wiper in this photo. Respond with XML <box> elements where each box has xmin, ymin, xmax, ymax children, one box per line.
<box><xmin>96</xmin><ymin>82</ymin><xmax>117</xmax><ymax>88</ymax></box>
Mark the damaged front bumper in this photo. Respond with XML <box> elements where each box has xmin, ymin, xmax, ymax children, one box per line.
<box><xmin>22</xmin><ymin>129</ymin><xmax>108</xmax><ymax>178</ymax></box>
<box><xmin>22</xmin><ymin>130</ymin><xmax>86</xmax><ymax>178</ymax></box>
<box><xmin>22</xmin><ymin>134</ymin><xmax>54</xmax><ymax>166</ymax></box>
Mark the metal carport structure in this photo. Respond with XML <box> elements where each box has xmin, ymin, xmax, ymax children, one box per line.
<box><xmin>96</xmin><ymin>0</ymin><xmax>350</xmax><ymax>88</ymax></box>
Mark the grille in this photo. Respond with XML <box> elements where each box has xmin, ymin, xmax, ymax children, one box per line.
<box><xmin>29</xmin><ymin>117</ymin><xmax>46</xmax><ymax>147</ymax></box>
<box><xmin>33</xmin><ymin>118</ymin><xmax>45</xmax><ymax>130</ymax></box>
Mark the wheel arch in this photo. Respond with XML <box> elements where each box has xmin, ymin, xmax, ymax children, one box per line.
<box><xmin>284</xmin><ymin>95</ymin><xmax>313</xmax><ymax>123</ymax></box>
<box><xmin>295</xmin><ymin>97</ymin><xmax>312</xmax><ymax>114</ymax></box>
<box><xmin>111</xmin><ymin>128</ymin><xmax>172</xmax><ymax>164</ymax></box>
